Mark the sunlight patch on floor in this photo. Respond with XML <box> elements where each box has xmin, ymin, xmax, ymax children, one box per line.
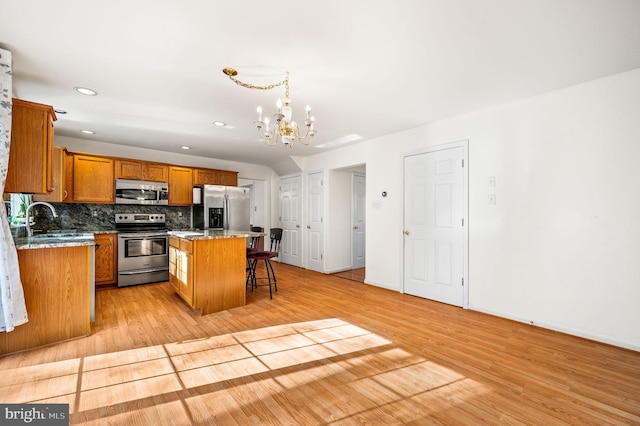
<box><xmin>0</xmin><ymin>318</ymin><xmax>486</xmax><ymax>424</ymax></box>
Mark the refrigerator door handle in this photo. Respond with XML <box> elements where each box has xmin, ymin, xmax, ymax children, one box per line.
<box><xmin>224</xmin><ymin>193</ymin><xmax>229</xmax><ymax>230</ymax></box>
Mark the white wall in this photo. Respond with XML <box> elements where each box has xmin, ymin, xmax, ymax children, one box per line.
<box><xmin>303</xmin><ymin>68</ymin><xmax>640</xmax><ymax>350</ymax></box>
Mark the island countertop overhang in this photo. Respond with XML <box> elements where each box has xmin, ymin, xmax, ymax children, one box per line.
<box><xmin>168</xmin><ymin>229</ymin><xmax>263</xmax><ymax>240</ymax></box>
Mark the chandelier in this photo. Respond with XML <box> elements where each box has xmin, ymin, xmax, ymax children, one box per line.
<box><xmin>223</xmin><ymin>68</ymin><xmax>317</xmax><ymax>147</ymax></box>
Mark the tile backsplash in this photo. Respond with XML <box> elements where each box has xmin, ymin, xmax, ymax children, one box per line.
<box><xmin>25</xmin><ymin>203</ymin><xmax>193</xmax><ymax>233</ymax></box>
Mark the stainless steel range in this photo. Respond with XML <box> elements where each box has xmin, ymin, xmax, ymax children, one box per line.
<box><xmin>116</xmin><ymin>213</ymin><xmax>169</xmax><ymax>287</ymax></box>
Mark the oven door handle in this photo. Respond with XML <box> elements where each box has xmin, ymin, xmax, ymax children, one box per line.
<box><xmin>118</xmin><ymin>233</ymin><xmax>168</xmax><ymax>239</ymax></box>
<box><xmin>119</xmin><ymin>267</ymin><xmax>169</xmax><ymax>275</ymax></box>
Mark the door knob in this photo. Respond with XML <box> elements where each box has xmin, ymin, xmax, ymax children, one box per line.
<box><xmin>296</xmin><ymin>224</ymin><xmax>300</xmax><ymax>228</ymax></box>
<box><xmin>403</xmin><ymin>230</ymin><xmax>410</xmax><ymax>236</ymax></box>
<box><xmin>307</xmin><ymin>225</ymin><xmax>311</xmax><ymax>229</ymax></box>
<box><xmin>353</xmin><ymin>226</ymin><xmax>359</xmax><ymax>229</ymax></box>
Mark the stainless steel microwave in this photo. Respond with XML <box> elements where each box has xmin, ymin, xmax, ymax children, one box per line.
<box><xmin>115</xmin><ymin>179</ymin><xmax>169</xmax><ymax>205</ymax></box>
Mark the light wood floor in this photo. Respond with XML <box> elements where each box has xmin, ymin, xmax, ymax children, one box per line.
<box><xmin>1</xmin><ymin>262</ymin><xmax>639</xmax><ymax>425</ymax></box>
<box><xmin>330</xmin><ymin>267</ymin><xmax>365</xmax><ymax>283</ymax></box>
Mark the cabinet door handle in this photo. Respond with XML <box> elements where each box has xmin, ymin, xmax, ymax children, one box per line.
<box><xmin>307</xmin><ymin>225</ymin><xmax>311</xmax><ymax>229</ymax></box>
<box><xmin>403</xmin><ymin>230</ymin><xmax>410</xmax><ymax>236</ymax></box>
<box><xmin>353</xmin><ymin>226</ymin><xmax>359</xmax><ymax>229</ymax></box>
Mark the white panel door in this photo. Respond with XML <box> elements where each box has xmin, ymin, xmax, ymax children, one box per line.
<box><xmin>352</xmin><ymin>173</ymin><xmax>366</xmax><ymax>269</ymax></box>
<box><xmin>403</xmin><ymin>146</ymin><xmax>465</xmax><ymax>306</ymax></box>
<box><xmin>307</xmin><ymin>171</ymin><xmax>324</xmax><ymax>272</ymax></box>
<box><xmin>279</xmin><ymin>175</ymin><xmax>302</xmax><ymax>267</ymax></box>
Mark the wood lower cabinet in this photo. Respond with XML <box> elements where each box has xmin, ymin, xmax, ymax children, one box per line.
<box><xmin>1</xmin><ymin>245</ymin><xmax>91</xmax><ymax>355</ymax></box>
<box><xmin>72</xmin><ymin>154</ymin><xmax>115</xmax><ymax>203</ymax></box>
<box><xmin>95</xmin><ymin>233</ymin><xmax>118</xmax><ymax>286</ymax></box>
<box><xmin>4</xmin><ymin>99</ymin><xmax>57</xmax><ymax>194</ymax></box>
<box><xmin>168</xmin><ymin>166</ymin><xmax>193</xmax><ymax>205</ymax></box>
<box><xmin>169</xmin><ymin>236</ymin><xmax>193</xmax><ymax>305</ymax></box>
<box><xmin>115</xmin><ymin>159</ymin><xmax>168</xmax><ymax>182</ymax></box>
<box><xmin>169</xmin><ymin>236</ymin><xmax>245</xmax><ymax>315</ymax></box>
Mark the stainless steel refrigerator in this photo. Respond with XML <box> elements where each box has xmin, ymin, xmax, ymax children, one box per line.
<box><xmin>192</xmin><ymin>185</ymin><xmax>250</xmax><ymax>230</ymax></box>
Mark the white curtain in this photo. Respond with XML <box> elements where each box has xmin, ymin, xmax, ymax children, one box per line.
<box><xmin>0</xmin><ymin>48</ymin><xmax>28</xmax><ymax>332</ymax></box>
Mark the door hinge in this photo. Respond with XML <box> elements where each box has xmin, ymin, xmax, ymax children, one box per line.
<box><xmin>462</xmin><ymin>218</ymin><xmax>464</xmax><ymax>226</ymax></box>
<box><xmin>321</xmin><ymin>253</ymin><xmax>323</xmax><ymax>260</ymax></box>
<box><xmin>462</xmin><ymin>278</ymin><xmax>464</xmax><ymax>286</ymax></box>
<box><xmin>462</xmin><ymin>159</ymin><xmax>464</xmax><ymax>167</ymax></box>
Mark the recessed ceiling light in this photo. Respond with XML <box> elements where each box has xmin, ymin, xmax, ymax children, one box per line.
<box><xmin>181</xmin><ymin>146</ymin><xmax>191</xmax><ymax>150</ymax></box>
<box><xmin>74</xmin><ymin>86</ymin><xmax>98</xmax><ymax>96</ymax></box>
<box><xmin>213</xmin><ymin>121</ymin><xmax>226</xmax><ymax>127</ymax></box>
<box><xmin>80</xmin><ymin>129</ymin><xmax>95</xmax><ymax>134</ymax></box>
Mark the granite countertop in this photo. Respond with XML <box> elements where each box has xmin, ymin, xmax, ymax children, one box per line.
<box><xmin>13</xmin><ymin>228</ymin><xmax>262</xmax><ymax>249</ymax></box>
<box><xmin>14</xmin><ymin>232</ymin><xmax>97</xmax><ymax>250</ymax></box>
<box><xmin>169</xmin><ymin>229</ymin><xmax>263</xmax><ymax>240</ymax></box>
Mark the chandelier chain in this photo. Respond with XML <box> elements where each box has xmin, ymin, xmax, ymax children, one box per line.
<box><xmin>227</xmin><ymin>74</ymin><xmax>289</xmax><ymax>92</ymax></box>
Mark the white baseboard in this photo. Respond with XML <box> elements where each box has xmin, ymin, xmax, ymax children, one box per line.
<box><xmin>468</xmin><ymin>305</ymin><xmax>640</xmax><ymax>352</ymax></box>
<box><xmin>363</xmin><ymin>279</ymin><xmax>398</xmax><ymax>292</ymax></box>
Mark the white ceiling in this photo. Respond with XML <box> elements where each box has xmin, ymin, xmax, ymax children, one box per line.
<box><xmin>1</xmin><ymin>0</ymin><xmax>639</xmax><ymax>175</ymax></box>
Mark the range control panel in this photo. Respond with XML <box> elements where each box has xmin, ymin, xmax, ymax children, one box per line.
<box><xmin>115</xmin><ymin>213</ymin><xmax>166</xmax><ymax>224</ymax></box>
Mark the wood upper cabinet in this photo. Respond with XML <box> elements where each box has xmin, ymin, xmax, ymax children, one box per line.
<box><xmin>144</xmin><ymin>163</ymin><xmax>169</xmax><ymax>182</ymax></box>
<box><xmin>192</xmin><ymin>168</ymin><xmax>217</xmax><ymax>186</ymax></box>
<box><xmin>193</xmin><ymin>168</ymin><xmax>238</xmax><ymax>186</ymax></box>
<box><xmin>32</xmin><ymin>146</ymin><xmax>71</xmax><ymax>202</ymax></box>
<box><xmin>95</xmin><ymin>233</ymin><xmax>117</xmax><ymax>286</ymax></box>
<box><xmin>115</xmin><ymin>159</ymin><xmax>168</xmax><ymax>182</ymax></box>
<box><xmin>168</xmin><ymin>166</ymin><xmax>192</xmax><ymax>205</ymax></box>
<box><xmin>72</xmin><ymin>154</ymin><xmax>115</xmax><ymax>203</ymax></box>
<box><xmin>217</xmin><ymin>170</ymin><xmax>238</xmax><ymax>186</ymax></box>
<box><xmin>4</xmin><ymin>99</ymin><xmax>57</xmax><ymax>194</ymax></box>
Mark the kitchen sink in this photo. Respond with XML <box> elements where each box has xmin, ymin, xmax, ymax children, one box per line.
<box><xmin>29</xmin><ymin>232</ymin><xmax>94</xmax><ymax>241</ymax></box>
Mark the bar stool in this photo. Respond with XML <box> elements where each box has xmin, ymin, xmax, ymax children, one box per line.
<box><xmin>247</xmin><ymin>228</ymin><xmax>282</xmax><ymax>299</ymax></box>
<box><xmin>246</xmin><ymin>226</ymin><xmax>263</xmax><ymax>289</ymax></box>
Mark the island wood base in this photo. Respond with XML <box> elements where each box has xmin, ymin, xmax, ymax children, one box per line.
<box><xmin>169</xmin><ymin>236</ymin><xmax>246</xmax><ymax>315</ymax></box>
<box><xmin>1</xmin><ymin>245</ymin><xmax>91</xmax><ymax>355</ymax></box>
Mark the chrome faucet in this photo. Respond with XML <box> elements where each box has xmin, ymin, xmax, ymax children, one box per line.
<box><xmin>25</xmin><ymin>202</ymin><xmax>58</xmax><ymax>237</ymax></box>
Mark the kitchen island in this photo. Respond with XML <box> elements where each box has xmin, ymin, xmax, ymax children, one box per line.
<box><xmin>2</xmin><ymin>233</ymin><xmax>95</xmax><ymax>355</ymax></box>
<box><xmin>168</xmin><ymin>229</ymin><xmax>261</xmax><ymax>315</ymax></box>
